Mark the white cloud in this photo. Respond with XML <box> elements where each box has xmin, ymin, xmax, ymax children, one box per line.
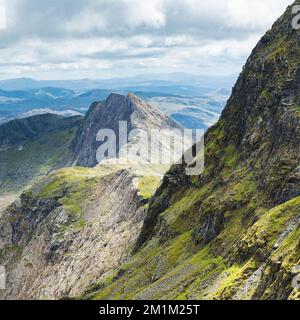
<box><xmin>226</xmin><ymin>0</ymin><xmax>290</xmax><ymax>29</ymax></box>
<box><xmin>0</xmin><ymin>4</ymin><xmax>6</xmax><ymax>30</ymax></box>
<box><xmin>127</xmin><ymin>0</ymin><xmax>165</xmax><ymax>29</ymax></box>
<box><xmin>0</xmin><ymin>0</ymin><xmax>295</xmax><ymax>79</ymax></box>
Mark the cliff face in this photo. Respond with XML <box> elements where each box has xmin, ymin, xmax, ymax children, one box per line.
<box><xmin>220</xmin><ymin>5</ymin><xmax>300</xmax><ymax>206</ymax></box>
<box><xmin>84</xmin><ymin>2</ymin><xmax>300</xmax><ymax>300</ymax></box>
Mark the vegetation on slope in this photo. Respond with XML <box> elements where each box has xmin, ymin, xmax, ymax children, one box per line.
<box><xmin>0</xmin><ymin>114</ymin><xmax>83</xmax><ymax>194</ymax></box>
<box><xmin>83</xmin><ymin>2</ymin><xmax>300</xmax><ymax>300</ymax></box>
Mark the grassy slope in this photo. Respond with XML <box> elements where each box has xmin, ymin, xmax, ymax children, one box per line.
<box><xmin>86</xmin><ymin>164</ymin><xmax>299</xmax><ymax>299</ymax></box>
<box><xmin>0</xmin><ymin>115</ymin><xmax>83</xmax><ymax>194</ymax></box>
<box><xmin>86</xmin><ymin>157</ymin><xmax>300</xmax><ymax>300</ymax></box>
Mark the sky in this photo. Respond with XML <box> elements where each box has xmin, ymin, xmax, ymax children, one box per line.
<box><xmin>0</xmin><ymin>0</ymin><xmax>294</xmax><ymax>80</ymax></box>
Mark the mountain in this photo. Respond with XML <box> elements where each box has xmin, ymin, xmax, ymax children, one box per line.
<box><xmin>147</xmin><ymin>95</ymin><xmax>224</xmax><ymax>129</ymax></box>
<box><xmin>1</xmin><ymin>3</ymin><xmax>299</xmax><ymax>301</ymax></box>
<box><xmin>0</xmin><ymin>113</ymin><xmax>80</xmax><ymax>150</ymax></box>
<box><xmin>0</xmin><ymin>93</ymin><xmax>184</xmax><ymax>196</ymax></box>
<box><xmin>0</xmin><ymin>87</ymin><xmax>227</xmax><ymax>130</ymax></box>
<box><xmin>20</xmin><ymin>109</ymin><xmax>83</xmax><ymax>119</ymax></box>
<box><xmin>75</xmin><ymin>2</ymin><xmax>299</xmax><ymax>300</ymax></box>
<box><xmin>0</xmin><ymin>74</ymin><xmax>233</xmax><ymax>129</ymax></box>
<box><xmin>0</xmin><ymin>74</ymin><xmax>236</xmax><ymax>92</ymax></box>
<box><xmin>0</xmin><ymin>87</ymin><xmax>111</xmax><ymax>124</ymax></box>
<box><xmin>0</xmin><ymin>93</ymin><xmax>185</xmax><ymax>299</ymax></box>
<box><xmin>0</xmin><ymin>114</ymin><xmax>83</xmax><ymax>194</ymax></box>
<box><xmin>0</xmin><ymin>78</ymin><xmax>41</xmax><ymax>91</ymax></box>
<box><xmin>71</xmin><ymin>93</ymin><xmax>183</xmax><ymax>167</ymax></box>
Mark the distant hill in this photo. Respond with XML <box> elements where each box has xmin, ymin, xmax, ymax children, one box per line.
<box><xmin>0</xmin><ymin>73</ymin><xmax>236</xmax><ymax>91</ymax></box>
<box><xmin>0</xmin><ymin>73</ymin><xmax>235</xmax><ymax>129</ymax></box>
<box><xmin>0</xmin><ymin>86</ymin><xmax>229</xmax><ymax>129</ymax></box>
<box><xmin>0</xmin><ymin>87</ymin><xmax>112</xmax><ymax>124</ymax></box>
<box><xmin>0</xmin><ymin>114</ymin><xmax>83</xmax><ymax>193</ymax></box>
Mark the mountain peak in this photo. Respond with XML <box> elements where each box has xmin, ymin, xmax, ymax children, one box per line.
<box><xmin>126</xmin><ymin>92</ymin><xmax>139</xmax><ymax>101</ymax></box>
<box><xmin>71</xmin><ymin>93</ymin><xmax>182</xmax><ymax>167</ymax></box>
<box><xmin>106</xmin><ymin>92</ymin><xmax>126</xmax><ymax>104</ymax></box>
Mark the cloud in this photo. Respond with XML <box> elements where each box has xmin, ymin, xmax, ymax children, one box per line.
<box><xmin>0</xmin><ymin>0</ymin><xmax>294</xmax><ymax>79</ymax></box>
<box><xmin>0</xmin><ymin>1</ymin><xmax>6</xmax><ymax>30</ymax></box>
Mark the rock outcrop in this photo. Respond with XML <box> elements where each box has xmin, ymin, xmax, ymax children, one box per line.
<box><xmin>0</xmin><ymin>165</ymin><xmax>163</xmax><ymax>299</ymax></box>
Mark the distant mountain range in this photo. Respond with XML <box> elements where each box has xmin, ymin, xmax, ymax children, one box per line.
<box><xmin>0</xmin><ymin>87</ymin><xmax>111</xmax><ymax>124</ymax></box>
<box><xmin>0</xmin><ymin>73</ymin><xmax>235</xmax><ymax>129</ymax></box>
<box><xmin>0</xmin><ymin>73</ymin><xmax>236</xmax><ymax>92</ymax></box>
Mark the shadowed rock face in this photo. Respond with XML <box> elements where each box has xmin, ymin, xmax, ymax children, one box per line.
<box><xmin>70</xmin><ymin>93</ymin><xmax>182</xmax><ymax>167</ymax></box>
<box><xmin>218</xmin><ymin>5</ymin><xmax>300</xmax><ymax>206</ymax></box>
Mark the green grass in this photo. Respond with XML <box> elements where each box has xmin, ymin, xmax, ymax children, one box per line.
<box><xmin>294</xmin><ymin>105</ymin><xmax>300</xmax><ymax>114</ymax></box>
<box><xmin>137</xmin><ymin>176</ymin><xmax>162</xmax><ymax>199</ymax></box>
<box><xmin>0</xmin><ymin>127</ymin><xmax>78</xmax><ymax>194</ymax></box>
<box><xmin>27</xmin><ymin>167</ymin><xmax>115</xmax><ymax>233</ymax></box>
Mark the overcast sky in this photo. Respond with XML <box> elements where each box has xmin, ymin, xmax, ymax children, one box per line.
<box><xmin>0</xmin><ymin>0</ymin><xmax>294</xmax><ymax>80</ymax></box>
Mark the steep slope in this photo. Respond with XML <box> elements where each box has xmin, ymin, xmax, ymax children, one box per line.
<box><xmin>0</xmin><ymin>94</ymin><xmax>182</xmax><ymax>299</ymax></box>
<box><xmin>0</xmin><ymin>114</ymin><xmax>83</xmax><ymax>194</ymax></box>
<box><xmin>71</xmin><ymin>93</ymin><xmax>182</xmax><ymax>167</ymax></box>
<box><xmin>0</xmin><ymin>165</ymin><xmax>162</xmax><ymax>299</ymax></box>
<box><xmin>84</xmin><ymin>3</ymin><xmax>300</xmax><ymax>300</ymax></box>
<box><xmin>0</xmin><ymin>113</ymin><xmax>80</xmax><ymax>150</ymax></box>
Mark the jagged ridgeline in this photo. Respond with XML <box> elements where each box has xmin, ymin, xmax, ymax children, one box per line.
<box><xmin>83</xmin><ymin>2</ymin><xmax>300</xmax><ymax>300</ymax></box>
<box><xmin>0</xmin><ymin>2</ymin><xmax>299</xmax><ymax>300</ymax></box>
<box><xmin>70</xmin><ymin>93</ymin><xmax>182</xmax><ymax>167</ymax></box>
